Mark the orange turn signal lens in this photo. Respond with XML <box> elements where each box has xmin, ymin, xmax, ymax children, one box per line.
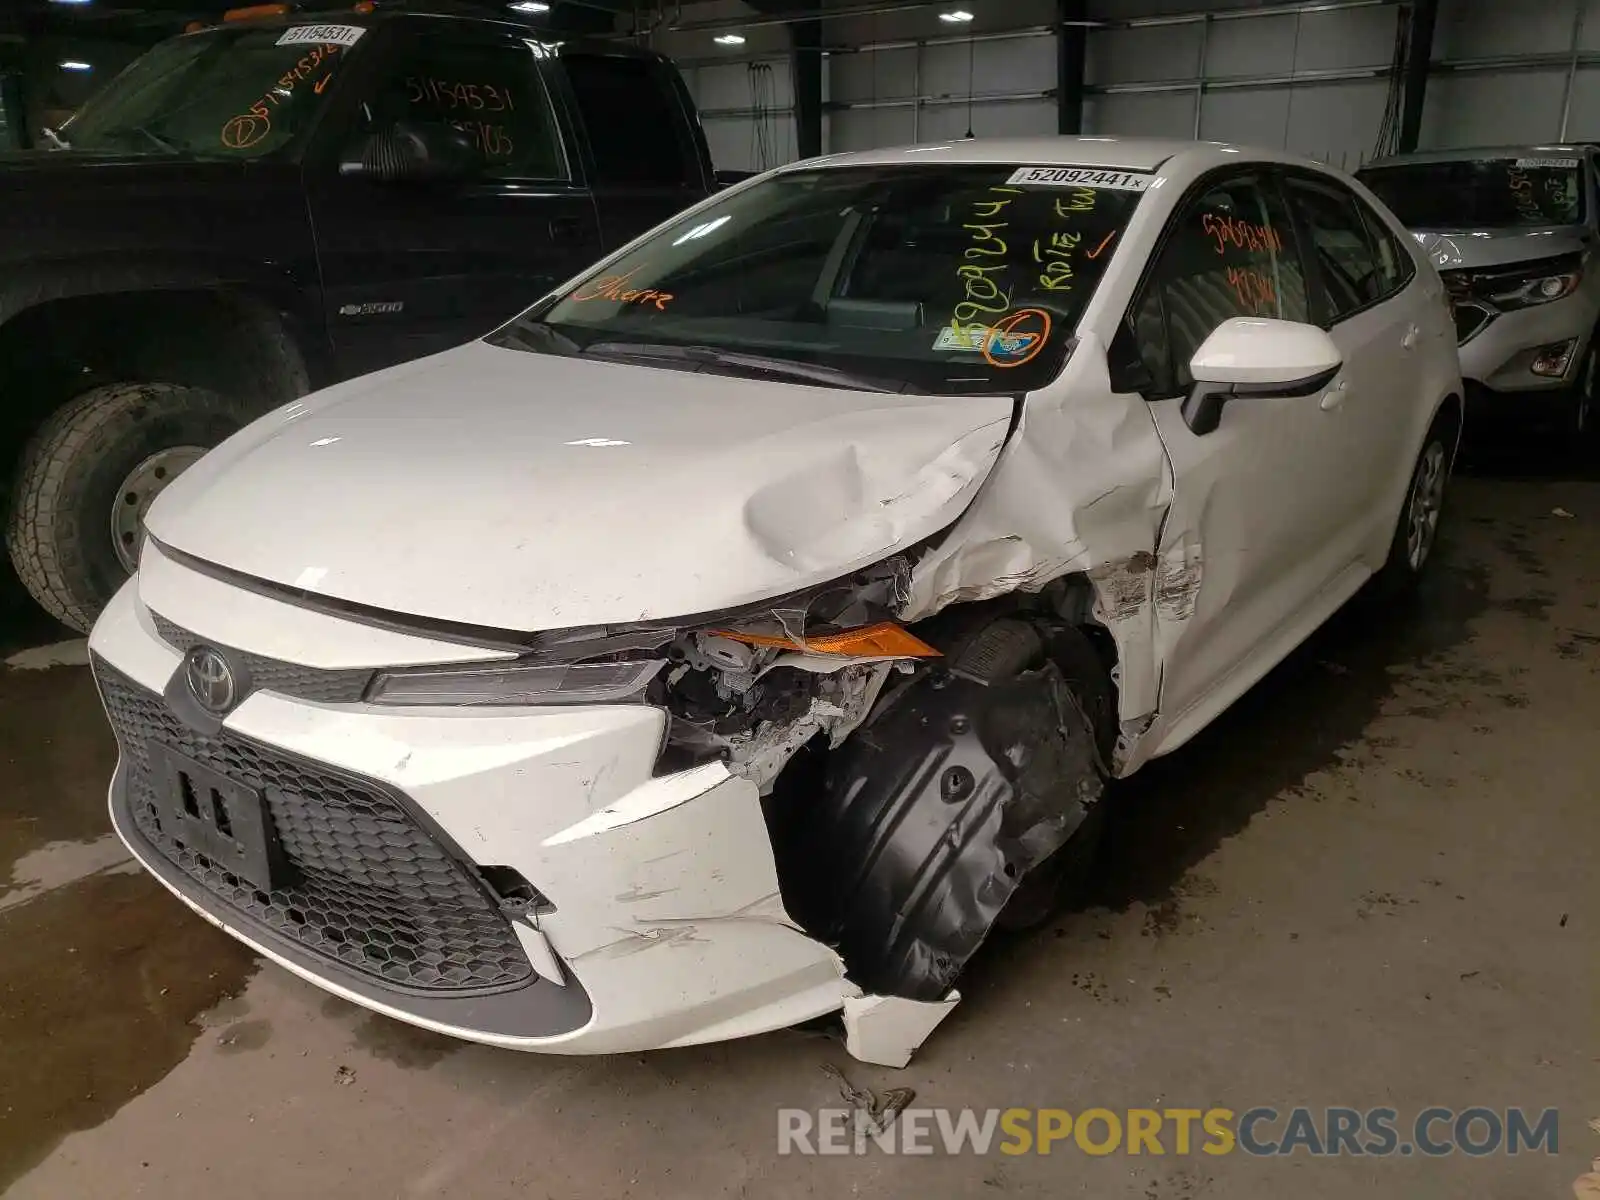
<box><xmin>224</xmin><ymin>3</ymin><xmax>291</xmax><ymax>20</ymax></box>
<box><xmin>711</xmin><ymin>621</ymin><xmax>941</xmax><ymax>658</ymax></box>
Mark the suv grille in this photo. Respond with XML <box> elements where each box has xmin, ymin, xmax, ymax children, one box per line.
<box><xmin>149</xmin><ymin>612</ymin><xmax>373</xmax><ymax>705</ymax></box>
<box><xmin>97</xmin><ymin>659</ymin><xmax>534</xmax><ymax>994</ymax></box>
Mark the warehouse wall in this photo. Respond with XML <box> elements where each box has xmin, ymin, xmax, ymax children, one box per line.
<box><xmin>662</xmin><ymin>0</ymin><xmax>1600</xmax><ymax>176</ymax></box>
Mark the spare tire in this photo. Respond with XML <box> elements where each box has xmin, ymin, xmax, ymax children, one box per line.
<box><xmin>7</xmin><ymin>382</ymin><xmax>255</xmax><ymax>633</ymax></box>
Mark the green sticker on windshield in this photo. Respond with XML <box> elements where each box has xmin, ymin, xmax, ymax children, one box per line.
<box><xmin>933</xmin><ymin>325</ymin><xmax>989</xmax><ymax>353</ymax></box>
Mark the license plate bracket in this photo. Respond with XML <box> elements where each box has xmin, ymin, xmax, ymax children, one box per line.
<box><xmin>149</xmin><ymin>743</ymin><xmax>290</xmax><ymax>892</ymax></box>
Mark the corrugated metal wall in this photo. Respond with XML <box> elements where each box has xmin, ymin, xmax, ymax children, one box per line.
<box><xmin>656</xmin><ymin>0</ymin><xmax>1600</xmax><ymax>174</ymax></box>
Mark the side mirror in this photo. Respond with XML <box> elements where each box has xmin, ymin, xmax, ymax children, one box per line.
<box><xmin>1182</xmin><ymin>317</ymin><xmax>1342</xmax><ymax>436</ymax></box>
<box><xmin>339</xmin><ymin>120</ymin><xmax>476</xmax><ymax>183</ymax></box>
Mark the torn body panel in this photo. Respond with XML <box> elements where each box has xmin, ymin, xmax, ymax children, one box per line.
<box><xmin>902</xmin><ymin>334</ymin><xmax>1175</xmax><ymax>771</ymax></box>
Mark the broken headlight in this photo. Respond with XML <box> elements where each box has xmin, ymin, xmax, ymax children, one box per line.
<box><xmin>367</xmin><ymin>659</ymin><xmax>666</xmax><ymax>706</ymax></box>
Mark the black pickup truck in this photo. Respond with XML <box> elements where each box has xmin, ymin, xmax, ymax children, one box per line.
<box><xmin>0</xmin><ymin>4</ymin><xmax>718</xmax><ymax>632</ymax></box>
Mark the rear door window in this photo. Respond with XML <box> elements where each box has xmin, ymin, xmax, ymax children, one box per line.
<box><xmin>1283</xmin><ymin>175</ymin><xmax>1398</xmax><ymax>324</ymax></box>
<box><xmin>562</xmin><ymin>53</ymin><xmax>696</xmax><ymax>188</ymax></box>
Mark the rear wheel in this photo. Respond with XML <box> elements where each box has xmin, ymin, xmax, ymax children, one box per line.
<box><xmin>1375</xmin><ymin>412</ymin><xmax>1454</xmax><ymax>595</ymax></box>
<box><xmin>7</xmin><ymin>382</ymin><xmax>254</xmax><ymax>633</ymax></box>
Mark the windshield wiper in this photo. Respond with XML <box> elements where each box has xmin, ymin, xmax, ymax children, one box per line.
<box><xmin>582</xmin><ymin>340</ymin><xmax>905</xmax><ymax>393</ymax></box>
<box><xmin>491</xmin><ymin>320</ymin><xmax>583</xmax><ymax>356</ymax></box>
<box><xmin>41</xmin><ymin>126</ymin><xmax>71</xmax><ymax>150</ymax></box>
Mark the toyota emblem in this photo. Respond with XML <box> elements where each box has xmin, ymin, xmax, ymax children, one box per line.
<box><xmin>185</xmin><ymin>646</ymin><xmax>237</xmax><ymax>714</ymax></box>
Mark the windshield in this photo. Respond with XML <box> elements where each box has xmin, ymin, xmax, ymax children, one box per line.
<box><xmin>491</xmin><ymin>164</ymin><xmax>1146</xmax><ymax>394</ymax></box>
<box><xmin>1358</xmin><ymin>156</ymin><xmax>1586</xmax><ymax>228</ymax></box>
<box><xmin>59</xmin><ymin>23</ymin><xmax>365</xmax><ymax>159</ymax></box>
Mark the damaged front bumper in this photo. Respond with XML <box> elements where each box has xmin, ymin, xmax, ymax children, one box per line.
<box><xmin>90</xmin><ymin>575</ymin><xmax>958</xmax><ymax>1066</ymax></box>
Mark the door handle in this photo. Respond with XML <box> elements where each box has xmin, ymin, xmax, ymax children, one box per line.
<box><xmin>1402</xmin><ymin>324</ymin><xmax>1420</xmax><ymax>351</ymax></box>
<box><xmin>1319</xmin><ymin>380</ymin><xmax>1349</xmax><ymax>411</ymax></box>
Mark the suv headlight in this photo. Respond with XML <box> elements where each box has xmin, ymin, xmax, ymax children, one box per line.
<box><xmin>1487</xmin><ymin>254</ymin><xmax>1584</xmax><ymax>309</ymax></box>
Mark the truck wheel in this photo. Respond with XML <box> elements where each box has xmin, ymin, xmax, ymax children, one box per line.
<box><xmin>7</xmin><ymin>382</ymin><xmax>253</xmax><ymax>633</ymax></box>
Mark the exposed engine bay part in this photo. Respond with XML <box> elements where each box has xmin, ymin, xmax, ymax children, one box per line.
<box><xmin>768</xmin><ymin>619</ymin><xmax>1111</xmax><ymax>1002</ymax></box>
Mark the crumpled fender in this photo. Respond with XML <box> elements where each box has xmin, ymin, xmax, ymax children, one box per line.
<box><xmin>903</xmin><ymin>333</ymin><xmax>1177</xmax><ymax>766</ymax></box>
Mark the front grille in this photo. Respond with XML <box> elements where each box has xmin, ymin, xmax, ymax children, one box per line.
<box><xmin>150</xmin><ymin>612</ymin><xmax>373</xmax><ymax>704</ymax></box>
<box><xmin>97</xmin><ymin>658</ymin><xmax>534</xmax><ymax>994</ymax></box>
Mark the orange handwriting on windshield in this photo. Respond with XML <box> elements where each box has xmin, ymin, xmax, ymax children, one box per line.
<box><xmin>570</xmin><ymin>267</ymin><xmax>673</xmax><ymax>310</ymax></box>
<box><xmin>221</xmin><ymin>42</ymin><xmax>343</xmax><ymax>149</ymax></box>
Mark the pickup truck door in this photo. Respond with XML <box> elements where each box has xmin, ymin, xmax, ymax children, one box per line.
<box><xmin>304</xmin><ymin>22</ymin><xmax>602</xmax><ymax>379</ymax></box>
<box><xmin>553</xmin><ymin>51</ymin><xmax>715</xmax><ymax>249</ymax></box>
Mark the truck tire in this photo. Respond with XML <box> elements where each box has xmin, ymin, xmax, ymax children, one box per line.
<box><xmin>7</xmin><ymin>382</ymin><xmax>254</xmax><ymax>633</ymax></box>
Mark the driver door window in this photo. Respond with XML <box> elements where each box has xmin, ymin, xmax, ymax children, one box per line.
<box><xmin>356</xmin><ymin>36</ymin><xmax>566</xmax><ymax>180</ymax></box>
<box><xmin>1128</xmin><ymin>174</ymin><xmax>1309</xmax><ymax>395</ymax></box>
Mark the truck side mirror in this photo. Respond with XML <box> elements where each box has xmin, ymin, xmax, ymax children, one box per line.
<box><xmin>339</xmin><ymin>120</ymin><xmax>476</xmax><ymax>183</ymax></box>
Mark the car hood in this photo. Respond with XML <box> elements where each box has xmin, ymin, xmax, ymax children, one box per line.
<box><xmin>145</xmin><ymin>341</ymin><xmax>1016</xmax><ymax>633</ymax></box>
<box><xmin>1409</xmin><ymin>225</ymin><xmax>1590</xmax><ymax>270</ymax></box>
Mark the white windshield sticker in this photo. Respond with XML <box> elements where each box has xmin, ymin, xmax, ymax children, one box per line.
<box><xmin>1006</xmin><ymin>166</ymin><xmax>1153</xmax><ymax>191</ymax></box>
<box><xmin>277</xmin><ymin>24</ymin><xmax>366</xmax><ymax>47</ymax></box>
<box><xmin>1515</xmin><ymin>157</ymin><xmax>1578</xmax><ymax>168</ymax></box>
<box><xmin>933</xmin><ymin>325</ymin><xmax>989</xmax><ymax>353</ymax></box>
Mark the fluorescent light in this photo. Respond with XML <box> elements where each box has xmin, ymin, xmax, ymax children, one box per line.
<box><xmin>59</xmin><ymin>60</ymin><xmax>93</xmax><ymax>72</ymax></box>
<box><xmin>49</xmin><ymin>0</ymin><xmax>94</xmax><ymax>6</ymax></box>
<box><xmin>508</xmin><ymin>1</ymin><xmax>549</xmax><ymax>10</ymax></box>
<box><xmin>714</xmin><ymin>33</ymin><xmax>747</xmax><ymax>45</ymax></box>
<box><xmin>939</xmin><ymin>9</ymin><xmax>975</xmax><ymax>22</ymax></box>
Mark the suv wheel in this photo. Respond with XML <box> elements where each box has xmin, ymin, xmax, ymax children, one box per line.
<box><xmin>7</xmin><ymin>382</ymin><xmax>254</xmax><ymax>633</ymax></box>
<box><xmin>1575</xmin><ymin>342</ymin><xmax>1598</xmax><ymax>440</ymax></box>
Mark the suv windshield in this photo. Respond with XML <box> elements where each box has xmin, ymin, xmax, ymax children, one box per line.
<box><xmin>59</xmin><ymin>23</ymin><xmax>365</xmax><ymax>159</ymax></box>
<box><xmin>491</xmin><ymin>164</ymin><xmax>1146</xmax><ymax>394</ymax></box>
<box><xmin>1358</xmin><ymin>156</ymin><xmax>1585</xmax><ymax>228</ymax></box>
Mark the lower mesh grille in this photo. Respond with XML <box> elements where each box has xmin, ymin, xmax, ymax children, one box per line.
<box><xmin>97</xmin><ymin>658</ymin><xmax>534</xmax><ymax>994</ymax></box>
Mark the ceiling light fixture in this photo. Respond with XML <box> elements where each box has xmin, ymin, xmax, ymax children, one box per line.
<box><xmin>939</xmin><ymin>9</ymin><xmax>975</xmax><ymax>22</ymax></box>
<box><xmin>59</xmin><ymin>60</ymin><xmax>93</xmax><ymax>72</ymax></box>
<box><xmin>714</xmin><ymin>33</ymin><xmax>747</xmax><ymax>45</ymax></box>
<box><xmin>508</xmin><ymin>1</ymin><xmax>549</xmax><ymax>11</ymax></box>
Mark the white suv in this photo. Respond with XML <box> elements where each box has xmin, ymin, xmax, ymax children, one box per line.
<box><xmin>89</xmin><ymin>137</ymin><xmax>1462</xmax><ymax>1067</ymax></box>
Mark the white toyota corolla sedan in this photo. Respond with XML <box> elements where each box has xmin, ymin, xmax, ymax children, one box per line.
<box><xmin>90</xmin><ymin>137</ymin><xmax>1462</xmax><ymax>1067</ymax></box>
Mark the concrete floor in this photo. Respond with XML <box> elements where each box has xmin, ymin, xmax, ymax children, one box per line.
<box><xmin>0</xmin><ymin>451</ymin><xmax>1595</xmax><ymax>1199</ymax></box>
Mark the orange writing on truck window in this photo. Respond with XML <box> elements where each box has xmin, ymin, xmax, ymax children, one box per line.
<box><xmin>1202</xmin><ymin>212</ymin><xmax>1283</xmax><ymax>256</ymax></box>
<box><xmin>406</xmin><ymin>78</ymin><xmax>516</xmax><ymax>112</ymax></box>
<box><xmin>221</xmin><ymin>42</ymin><xmax>343</xmax><ymax>148</ymax></box>
<box><xmin>570</xmin><ymin>267</ymin><xmax>673</xmax><ymax>310</ymax></box>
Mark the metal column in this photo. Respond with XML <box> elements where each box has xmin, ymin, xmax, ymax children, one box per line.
<box><xmin>791</xmin><ymin>0</ymin><xmax>824</xmax><ymax>159</ymax></box>
<box><xmin>1058</xmin><ymin>0</ymin><xmax>1087</xmax><ymax>134</ymax></box>
<box><xmin>1397</xmin><ymin>0</ymin><xmax>1439</xmax><ymax>153</ymax></box>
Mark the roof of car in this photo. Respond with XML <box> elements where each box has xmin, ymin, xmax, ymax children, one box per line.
<box><xmin>1362</xmin><ymin>144</ymin><xmax>1595</xmax><ymax>169</ymax></box>
<box><xmin>785</xmin><ymin>136</ymin><xmax>1361</xmax><ymax>188</ymax></box>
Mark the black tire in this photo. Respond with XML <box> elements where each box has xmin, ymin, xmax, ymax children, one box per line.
<box><xmin>1571</xmin><ymin>338</ymin><xmax>1598</xmax><ymax>443</ymax></box>
<box><xmin>1374</xmin><ymin>411</ymin><xmax>1455</xmax><ymax>597</ymax></box>
<box><xmin>6</xmin><ymin>382</ymin><xmax>254</xmax><ymax>633</ymax></box>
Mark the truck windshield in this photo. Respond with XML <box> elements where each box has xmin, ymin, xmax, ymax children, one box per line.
<box><xmin>1358</xmin><ymin>156</ymin><xmax>1585</xmax><ymax>228</ymax></box>
<box><xmin>59</xmin><ymin>24</ymin><xmax>364</xmax><ymax>160</ymax></box>
<box><xmin>492</xmin><ymin>164</ymin><xmax>1146</xmax><ymax>395</ymax></box>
